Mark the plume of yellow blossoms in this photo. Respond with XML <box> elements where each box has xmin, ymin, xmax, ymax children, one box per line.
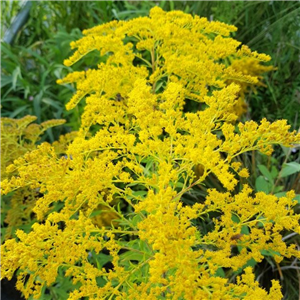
<box><xmin>0</xmin><ymin>116</ymin><xmax>68</xmax><ymax>239</ymax></box>
<box><xmin>1</xmin><ymin>7</ymin><xmax>300</xmax><ymax>300</ymax></box>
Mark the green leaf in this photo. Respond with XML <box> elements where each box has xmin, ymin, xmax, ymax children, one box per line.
<box><xmin>280</xmin><ymin>145</ymin><xmax>290</xmax><ymax>156</ymax></box>
<box><xmin>155</xmin><ymin>80</ymin><xmax>164</xmax><ymax>93</ymax></box>
<box><xmin>25</xmin><ymin>48</ymin><xmax>49</xmax><ymax>66</ymax></box>
<box><xmin>119</xmin><ymin>250</ymin><xmax>145</xmax><ymax>263</ymax></box>
<box><xmin>270</xmin><ymin>166</ymin><xmax>278</xmax><ymax>178</ymax></box>
<box><xmin>131</xmin><ymin>214</ymin><xmax>143</xmax><ymax>227</ymax></box>
<box><xmin>33</xmin><ymin>91</ymin><xmax>43</xmax><ymax>122</ymax></box>
<box><xmin>294</xmin><ymin>194</ymin><xmax>300</xmax><ymax>204</ymax></box>
<box><xmin>175</xmin><ymin>181</ymin><xmax>184</xmax><ymax>188</ymax></box>
<box><xmin>9</xmin><ymin>105</ymin><xmax>29</xmax><ymax>118</ymax></box>
<box><xmin>119</xmin><ymin>239</ymin><xmax>151</xmax><ymax>266</ymax></box>
<box><xmin>257</xmin><ymin>164</ymin><xmax>274</xmax><ymax>183</ymax></box>
<box><xmin>231</xmin><ymin>214</ymin><xmax>240</xmax><ymax>223</ymax></box>
<box><xmin>1</xmin><ymin>75</ymin><xmax>12</xmax><ymax>88</ymax></box>
<box><xmin>261</xmin><ymin>249</ymin><xmax>280</xmax><ymax>257</ymax></box>
<box><xmin>273</xmin><ymin>185</ymin><xmax>283</xmax><ymax>193</ymax></box>
<box><xmin>12</xmin><ymin>66</ymin><xmax>21</xmax><ymax>90</ymax></box>
<box><xmin>170</xmin><ymin>1</ymin><xmax>174</xmax><ymax>11</ymax></box>
<box><xmin>280</xmin><ymin>162</ymin><xmax>300</xmax><ymax>178</ymax></box>
<box><xmin>215</xmin><ymin>267</ymin><xmax>225</xmax><ymax>278</ymax></box>
<box><xmin>275</xmin><ymin>192</ymin><xmax>300</xmax><ymax>204</ymax></box>
<box><xmin>42</xmin><ymin>97</ymin><xmax>63</xmax><ymax>110</ymax></box>
<box><xmin>143</xmin><ymin>159</ymin><xmax>154</xmax><ymax>177</ymax></box>
<box><xmin>274</xmin><ymin>192</ymin><xmax>286</xmax><ymax>198</ymax></box>
<box><xmin>241</xmin><ymin>225</ymin><xmax>249</xmax><ymax>235</ymax></box>
<box><xmin>1</xmin><ymin>43</ymin><xmax>20</xmax><ymax>63</ymax></box>
<box><xmin>236</xmin><ymin>258</ymin><xmax>257</xmax><ymax>275</ymax></box>
<box><xmin>91</xmin><ymin>252</ymin><xmax>112</xmax><ymax>269</ymax></box>
<box><xmin>255</xmin><ymin>176</ymin><xmax>271</xmax><ymax>193</ymax></box>
<box><xmin>131</xmin><ymin>190</ymin><xmax>147</xmax><ymax>198</ymax></box>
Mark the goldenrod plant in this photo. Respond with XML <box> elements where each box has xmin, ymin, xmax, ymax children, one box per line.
<box><xmin>0</xmin><ymin>116</ymin><xmax>70</xmax><ymax>239</ymax></box>
<box><xmin>1</xmin><ymin>8</ymin><xmax>300</xmax><ymax>300</ymax></box>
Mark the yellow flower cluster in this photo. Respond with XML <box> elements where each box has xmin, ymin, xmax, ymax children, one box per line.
<box><xmin>1</xmin><ymin>116</ymin><xmax>66</xmax><ymax>239</ymax></box>
<box><xmin>1</xmin><ymin>7</ymin><xmax>300</xmax><ymax>300</ymax></box>
<box><xmin>1</xmin><ymin>116</ymin><xmax>65</xmax><ymax>176</ymax></box>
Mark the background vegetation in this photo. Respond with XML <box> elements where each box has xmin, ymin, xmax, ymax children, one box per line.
<box><xmin>1</xmin><ymin>1</ymin><xmax>300</xmax><ymax>299</ymax></box>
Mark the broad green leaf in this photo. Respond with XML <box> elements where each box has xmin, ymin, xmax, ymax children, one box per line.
<box><xmin>241</xmin><ymin>225</ymin><xmax>250</xmax><ymax>235</ymax></box>
<box><xmin>231</xmin><ymin>214</ymin><xmax>240</xmax><ymax>223</ymax></box>
<box><xmin>155</xmin><ymin>80</ymin><xmax>164</xmax><ymax>93</ymax></box>
<box><xmin>131</xmin><ymin>214</ymin><xmax>143</xmax><ymax>227</ymax></box>
<box><xmin>270</xmin><ymin>166</ymin><xmax>278</xmax><ymax>178</ymax></box>
<box><xmin>215</xmin><ymin>268</ymin><xmax>225</xmax><ymax>278</ymax></box>
<box><xmin>119</xmin><ymin>239</ymin><xmax>151</xmax><ymax>265</ymax></box>
<box><xmin>119</xmin><ymin>250</ymin><xmax>145</xmax><ymax>263</ymax></box>
<box><xmin>236</xmin><ymin>258</ymin><xmax>257</xmax><ymax>275</ymax></box>
<box><xmin>274</xmin><ymin>192</ymin><xmax>286</xmax><ymax>198</ymax></box>
<box><xmin>91</xmin><ymin>252</ymin><xmax>112</xmax><ymax>269</ymax></box>
<box><xmin>255</xmin><ymin>175</ymin><xmax>271</xmax><ymax>193</ymax></box>
<box><xmin>258</xmin><ymin>164</ymin><xmax>274</xmax><ymax>183</ymax></box>
<box><xmin>273</xmin><ymin>185</ymin><xmax>283</xmax><ymax>193</ymax></box>
<box><xmin>280</xmin><ymin>162</ymin><xmax>300</xmax><ymax>178</ymax></box>
<box><xmin>295</xmin><ymin>195</ymin><xmax>300</xmax><ymax>203</ymax></box>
